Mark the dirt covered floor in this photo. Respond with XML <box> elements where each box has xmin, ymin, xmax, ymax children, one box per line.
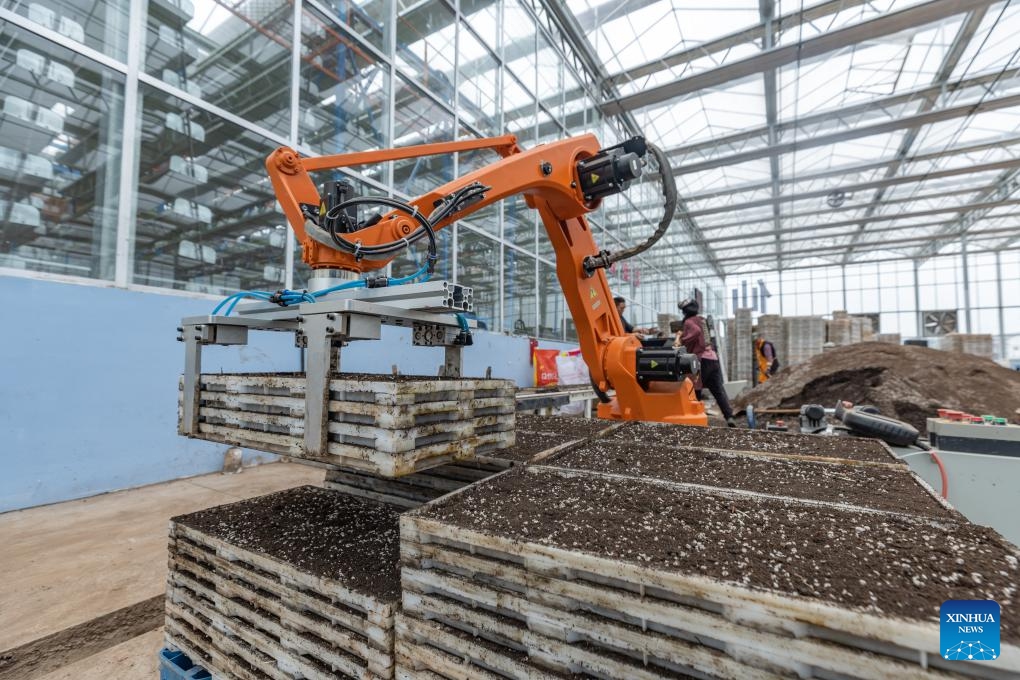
<box><xmin>733</xmin><ymin>342</ymin><xmax>1020</xmax><ymax>433</ymax></box>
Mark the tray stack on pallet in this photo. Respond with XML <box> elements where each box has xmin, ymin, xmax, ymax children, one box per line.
<box><xmin>397</xmin><ymin>442</ymin><xmax>1020</xmax><ymax>679</ymax></box>
<box><xmin>826</xmin><ymin>318</ymin><xmax>852</xmax><ymax>346</ymax></box>
<box><xmin>165</xmin><ymin>486</ymin><xmax>401</xmax><ymax>680</ymax></box>
<box><xmin>603</xmin><ymin>420</ymin><xmax>902</xmax><ymax>465</ymax></box>
<box><xmin>785</xmin><ymin>315</ymin><xmax>826</xmax><ymax>366</ymax></box>
<box><xmin>730</xmin><ymin>308</ymin><xmax>753</xmax><ymax>383</ymax></box>
<box><xmin>179</xmin><ymin>372</ymin><xmax>515</xmax><ymax>477</ymax></box>
<box><xmin>941</xmin><ymin>333</ymin><xmax>995</xmax><ymax>359</ymax></box>
<box><xmin>322</xmin><ymin>414</ymin><xmax>620</xmax><ymax>509</ymax></box>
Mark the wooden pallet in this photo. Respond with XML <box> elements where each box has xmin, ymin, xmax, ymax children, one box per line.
<box><xmin>179</xmin><ymin>373</ymin><xmax>515</xmax><ymax>476</ymax></box>
<box><xmin>400</xmin><ymin>470</ymin><xmax>1020</xmax><ymax>680</ymax></box>
<box><xmin>167</xmin><ymin>520</ymin><xmax>396</xmax><ymax>680</ymax></box>
<box><xmin>321</xmin><ymin>433</ymin><xmax>586</xmax><ymax>511</ymax></box>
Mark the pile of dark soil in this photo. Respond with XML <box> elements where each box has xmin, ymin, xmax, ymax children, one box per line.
<box><xmin>516</xmin><ymin>414</ymin><xmax>614</xmax><ymax>438</ymax></box>
<box><xmin>544</xmin><ymin>439</ymin><xmax>951</xmax><ymax>518</ymax></box>
<box><xmin>605</xmin><ymin>421</ymin><xmax>895</xmax><ymax>463</ymax></box>
<box><xmin>733</xmin><ymin>342</ymin><xmax>1020</xmax><ymax>433</ymax></box>
<box><xmin>418</xmin><ymin>468</ymin><xmax>1020</xmax><ymax>637</ymax></box>
<box><xmin>173</xmin><ymin>486</ymin><xmax>401</xmax><ymax>601</ymax></box>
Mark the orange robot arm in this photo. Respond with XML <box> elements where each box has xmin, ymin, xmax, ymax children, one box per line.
<box><xmin>266</xmin><ymin>135</ymin><xmax>707</xmax><ymax>426</ymax></box>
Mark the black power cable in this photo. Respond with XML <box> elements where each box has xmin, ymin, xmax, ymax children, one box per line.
<box><xmin>583</xmin><ymin>142</ymin><xmax>677</xmax><ymax>274</ymax></box>
<box><xmin>324</xmin><ymin>195</ymin><xmax>438</xmax><ymax>272</ymax></box>
<box><xmin>321</xmin><ymin>183</ymin><xmax>492</xmax><ymax>274</ymax></box>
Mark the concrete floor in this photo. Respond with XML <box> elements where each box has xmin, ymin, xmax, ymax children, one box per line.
<box><xmin>0</xmin><ymin>462</ymin><xmax>323</xmax><ymax>677</ymax></box>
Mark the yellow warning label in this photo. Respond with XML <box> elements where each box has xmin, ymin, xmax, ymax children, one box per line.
<box><xmin>589</xmin><ymin>288</ymin><xmax>597</xmax><ymax>299</ymax></box>
<box><xmin>650</xmin><ymin>360</ymin><xmax>659</xmax><ymax>369</ymax></box>
<box><xmin>590</xmin><ymin>173</ymin><xmax>600</xmax><ymax>183</ymax></box>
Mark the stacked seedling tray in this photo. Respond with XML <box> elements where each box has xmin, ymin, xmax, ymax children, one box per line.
<box><xmin>605</xmin><ymin>420</ymin><xmax>901</xmax><ymax>465</ymax></box>
<box><xmin>180</xmin><ymin>372</ymin><xmax>515</xmax><ymax>476</ymax></box>
<box><xmin>322</xmin><ymin>414</ymin><xmax>622</xmax><ymax>509</ymax></box>
<box><xmin>165</xmin><ymin>486</ymin><xmax>401</xmax><ymax>680</ymax></box>
<box><xmin>398</xmin><ymin>443</ymin><xmax>1019</xmax><ymax>678</ymax></box>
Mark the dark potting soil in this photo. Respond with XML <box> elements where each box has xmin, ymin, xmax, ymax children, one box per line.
<box><xmin>605</xmin><ymin>421</ymin><xmax>896</xmax><ymax>463</ymax></box>
<box><xmin>516</xmin><ymin>414</ymin><xmax>615</xmax><ymax>439</ymax></box>
<box><xmin>173</xmin><ymin>486</ymin><xmax>401</xmax><ymax>601</ymax></box>
<box><xmin>416</xmin><ymin>468</ymin><xmax>1020</xmax><ymax>639</ymax></box>
<box><xmin>488</xmin><ymin>430</ymin><xmax>583</xmax><ymax>463</ymax></box>
<box><xmin>543</xmin><ymin>439</ymin><xmax>953</xmax><ymax>519</ymax></box>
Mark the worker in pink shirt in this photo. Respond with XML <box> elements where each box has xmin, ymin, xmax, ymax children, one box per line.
<box><xmin>675</xmin><ymin>298</ymin><xmax>736</xmax><ymax>427</ymax></box>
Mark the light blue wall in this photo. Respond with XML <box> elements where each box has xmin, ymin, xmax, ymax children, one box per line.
<box><xmin>0</xmin><ymin>277</ymin><xmax>570</xmax><ymax>512</ymax></box>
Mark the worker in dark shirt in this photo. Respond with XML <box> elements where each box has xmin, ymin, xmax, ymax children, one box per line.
<box><xmin>675</xmin><ymin>298</ymin><xmax>736</xmax><ymax>427</ymax></box>
<box><xmin>613</xmin><ymin>296</ymin><xmax>656</xmax><ymax>335</ymax></box>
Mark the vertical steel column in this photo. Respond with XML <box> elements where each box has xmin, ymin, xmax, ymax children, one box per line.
<box><xmin>913</xmin><ymin>259</ymin><xmax>922</xmax><ymax>337</ymax></box>
<box><xmin>996</xmin><ymin>251</ymin><xmax>1006</xmax><ymax>359</ymax></box>
<box><xmin>114</xmin><ymin>0</ymin><xmax>145</xmax><ymax>286</ymax></box>
<box><xmin>841</xmin><ymin>264</ymin><xmax>848</xmax><ymax>311</ymax></box>
<box><xmin>961</xmin><ymin>237</ymin><xmax>972</xmax><ymax>332</ymax></box>
<box><xmin>286</xmin><ymin>0</ymin><xmax>302</xmax><ymax>291</ymax></box>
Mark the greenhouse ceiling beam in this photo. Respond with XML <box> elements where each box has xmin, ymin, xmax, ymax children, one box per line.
<box><xmin>502</xmin><ymin>0</ymin><xmax>874</xmax><ymax>133</ymax></box>
<box><xmin>719</xmin><ymin>243</ymin><xmax>1018</xmax><ymax>275</ymax></box>
<box><xmin>672</xmin><ymin>89</ymin><xmax>1020</xmax><ymax>176</ymax></box>
<box><xmin>710</xmin><ymin>225</ymin><xmax>1020</xmax><ymax>264</ymax></box>
<box><xmin>696</xmin><ymin>184</ymin><xmax>1014</xmax><ymax>232</ymax></box>
<box><xmin>602</xmin><ymin>0</ymin><xmax>993</xmax><ymax>116</ymax></box>
<box><xmin>760</xmin><ymin>0</ymin><xmax>783</xmax><ymax>270</ymax></box>
<box><xmin>664</xmin><ymin>68</ymin><xmax>1020</xmax><ymax>162</ymax></box>
<box><xmin>841</xmin><ymin>6</ymin><xmax>989</xmax><ymax>264</ymax></box>
<box><xmin>603</xmin><ymin>184</ymin><xmax>1020</xmax><ymax>239</ymax></box>
<box><xmin>915</xmin><ymin>167</ymin><xmax>1020</xmax><ymax>261</ymax></box>
<box><xmin>683</xmin><ymin>141</ymin><xmax>1020</xmax><ymax>211</ymax></box>
<box><xmin>599</xmin><ymin>133</ymin><xmax>1020</xmax><ymax>227</ymax></box>
<box><xmin>684</xmin><ymin>197</ymin><xmax>1020</xmax><ymax>245</ymax></box>
<box><xmin>679</xmin><ymin>156</ymin><xmax>1020</xmax><ymax>217</ymax></box>
<box><xmin>537</xmin><ymin>0</ymin><xmax>724</xmax><ymax>279</ymax></box>
<box><xmin>601</xmin><ymin>0</ymin><xmax>870</xmax><ymax>89</ymax></box>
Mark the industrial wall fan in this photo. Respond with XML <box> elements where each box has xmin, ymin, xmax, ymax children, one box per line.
<box><xmin>921</xmin><ymin>310</ymin><xmax>957</xmax><ymax>336</ymax></box>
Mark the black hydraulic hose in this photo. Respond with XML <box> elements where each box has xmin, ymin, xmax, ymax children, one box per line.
<box><xmin>595</xmin><ymin>142</ymin><xmax>677</xmax><ymax>268</ymax></box>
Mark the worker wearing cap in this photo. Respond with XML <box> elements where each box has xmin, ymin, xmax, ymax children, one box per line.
<box><xmin>675</xmin><ymin>298</ymin><xmax>736</xmax><ymax>427</ymax></box>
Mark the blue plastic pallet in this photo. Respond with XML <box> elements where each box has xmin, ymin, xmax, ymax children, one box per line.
<box><xmin>159</xmin><ymin>648</ymin><xmax>212</xmax><ymax>680</ymax></box>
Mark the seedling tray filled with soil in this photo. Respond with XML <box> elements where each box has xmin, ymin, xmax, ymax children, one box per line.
<box><xmin>515</xmin><ymin>413</ymin><xmax>619</xmax><ymax>439</ymax></box>
<box><xmin>606</xmin><ymin>420</ymin><xmax>898</xmax><ymax>464</ymax></box>
<box><xmin>541</xmin><ymin>438</ymin><xmax>956</xmax><ymax>519</ymax></box>
<box><xmin>400</xmin><ymin>467</ymin><xmax>1019</xmax><ymax>679</ymax></box>
<box><xmin>179</xmin><ymin>372</ymin><xmax>515</xmax><ymax>476</ymax></box>
<box><xmin>167</xmin><ymin>486</ymin><xmax>401</xmax><ymax>680</ymax></box>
